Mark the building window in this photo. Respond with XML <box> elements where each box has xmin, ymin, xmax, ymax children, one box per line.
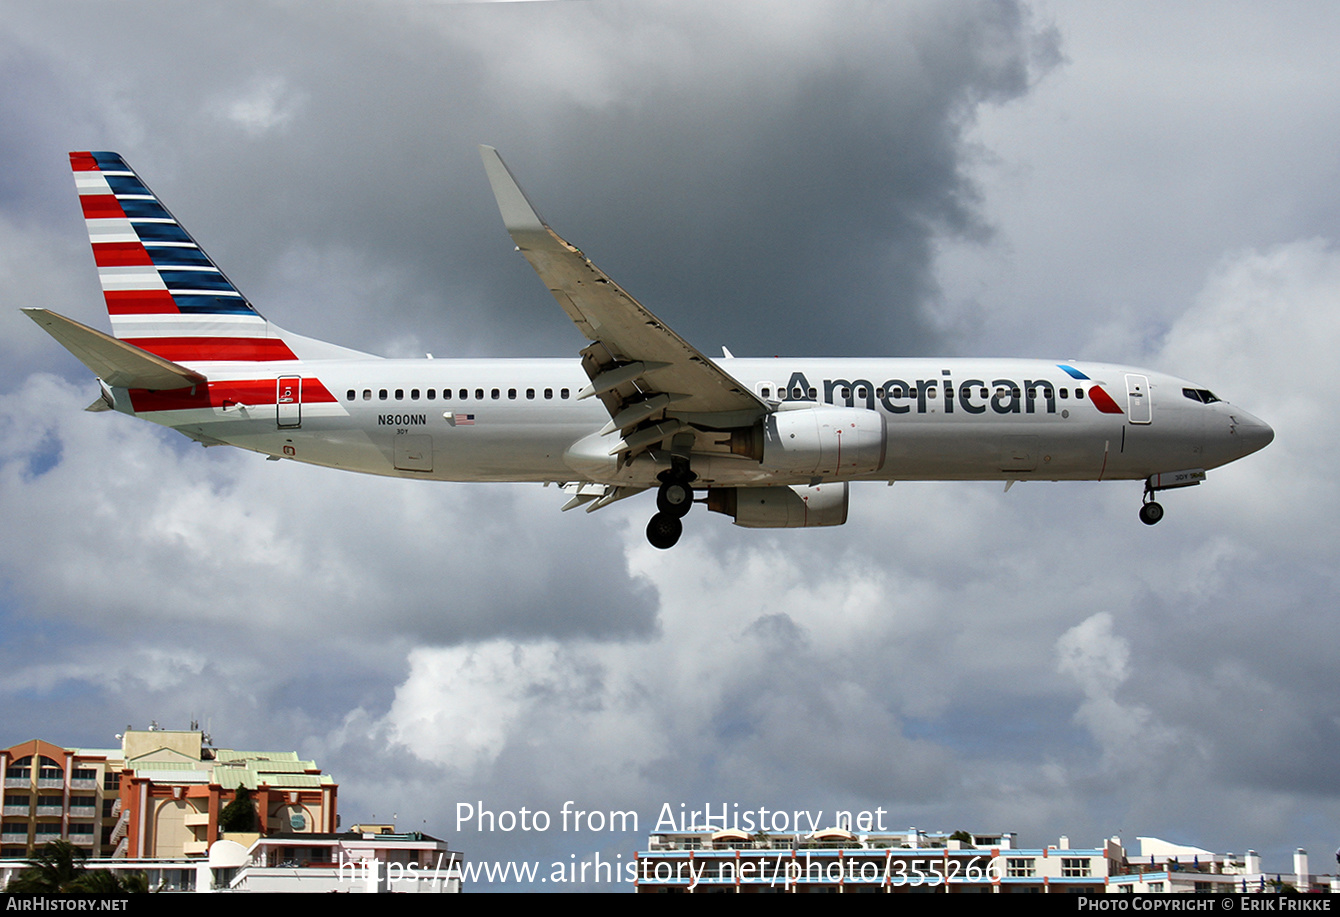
<box><xmin>1006</xmin><ymin>858</ymin><xmax>1035</xmax><ymax>877</ymax></box>
<box><xmin>1061</xmin><ymin>858</ymin><xmax>1091</xmax><ymax>878</ymax></box>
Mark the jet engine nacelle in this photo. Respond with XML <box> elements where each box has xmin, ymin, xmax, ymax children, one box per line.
<box><xmin>707</xmin><ymin>482</ymin><xmax>849</xmax><ymax>528</ymax></box>
<box><xmin>759</xmin><ymin>406</ymin><xmax>886</xmax><ymax>477</ymax></box>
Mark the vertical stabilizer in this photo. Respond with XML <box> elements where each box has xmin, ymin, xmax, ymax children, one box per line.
<box><xmin>70</xmin><ymin>152</ymin><xmax>370</xmax><ymax>364</ymax></box>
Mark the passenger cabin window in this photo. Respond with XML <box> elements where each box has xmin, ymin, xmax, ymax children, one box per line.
<box><xmin>544</xmin><ymin>388</ymin><xmax>553</xmax><ymax>399</ymax></box>
<box><xmin>379</xmin><ymin>389</ymin><xmax>388</xmax><ymax>400</ymax></box>
<box><xmin>395</xmin><ymin>389</ymin><xmax>404</xmax><ymax>400</ymax></box>
<box><xmin>410</xmin><ymin>389</ymin><xmax>420</xmax><ymax>400</ymax></box>
<box><xmin>346</xmin><ymin>390</ymin><xmax>355</xmax><ymax>401</ymax></box>
<box><xmin>1076</xmin><ymin>388</ymin><xmax>1085</xmax><ymax>400</ymax></box>
<box><xmin>460</xmin><ymin>389</ymin><xmax>469</xmax><ymax>400</ymax></box>
<box><xmin>363</xmin><ymin>390</ymin><xmax>372</xmax><ymax>401</ymax></box>
<box><xmin>561</xmin><ymin>388</ymin><xmax>570</xmax><ymax>399</ymax></box>
<box><xmin>526</xmin><ymin>388</ymin><xmax>535</xmax><ymax>399</ymax></box>
<box><xmin>476</xmin><ymin>389</ymin><xmax>484</xmax><ymax>400</ymax></box>
<box><xmin>508</xmin><ymin>388</ymin><xmax>517</xmax><ymax>400</ymax></box>
<box><xmin>491</xmin><ymin>389</ymin><xmax>500</xmax><ymax>400</ymax></box>
<box><xmin>426</xmin><ymin>389</ymin><xmax>435</xmax><ymax>400</ymax></box>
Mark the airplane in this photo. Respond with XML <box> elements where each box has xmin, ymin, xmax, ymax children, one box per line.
<box><xmin>25</xmin><ymin>148</ymin><xmax>1274</xmax><ymax>550</ymax></box>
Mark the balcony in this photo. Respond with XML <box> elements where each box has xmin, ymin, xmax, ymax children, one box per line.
<box><xmin>2</xmin><ymin>804</ymin><xmax>29</xmax><ymax>816</ymax></box>
<box><xmin>184</xmin><ymin>811</ymin><xmax>210</xmax><ymax>828</ymax></box>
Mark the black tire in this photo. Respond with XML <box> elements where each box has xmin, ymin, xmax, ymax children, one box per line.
<box><xmin>646</xmin><ymin>512</ymin><xmax>683</xmax><ymax>549</ymax></box>
<box><xmin>1139</xmin><ymin>501</ymin><xmax>1164</xmax><ymax>525</ymax></box>
<box><xmin>657</xmin><ymin>481</ymin><xmax>693</xmax><ymax>517</ymax></box>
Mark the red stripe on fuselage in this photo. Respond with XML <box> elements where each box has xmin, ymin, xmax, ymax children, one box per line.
<box><xmin>104</xmin><ymin>290</ymin><xmax>180</xmax><ymax>315</ymax></box>
<box><xmin>128</xmin><ymin>378</ymin><xmax>336</xmax><ymax>413</ymax></box>
<box><xmin>122</xmin><ymin>337</ymin><xmax>299</xmax><ymax>362</ymax></box>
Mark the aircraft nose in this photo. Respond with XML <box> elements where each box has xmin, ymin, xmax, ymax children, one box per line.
<box><xmin>1233</xmin><ymin>411</ymin><xmax>1274</xmax><ymax>457</ymax></box>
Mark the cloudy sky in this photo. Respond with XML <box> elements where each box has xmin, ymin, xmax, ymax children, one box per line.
<box><xmin>3</xmin><ymin>0</ymin><xmax>1339</xmax><ymax>889</ymax></box>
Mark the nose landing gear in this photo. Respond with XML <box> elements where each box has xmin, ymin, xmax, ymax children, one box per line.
<box><xmin>1139</xmin><ymin>499</ymin><xmax>1164</xmax><ymax>526</ymax></box>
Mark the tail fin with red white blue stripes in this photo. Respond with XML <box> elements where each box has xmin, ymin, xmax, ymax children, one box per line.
<box><xmin>69</xmin><ymin>151</ymin><xmax>368</xmax><ymax>365</ymax></box>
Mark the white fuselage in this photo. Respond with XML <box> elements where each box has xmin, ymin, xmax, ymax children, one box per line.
<box><xmin>118</xmin><ymin>356</ymin><xmax>1273</xmax><ymax>489</ymax></box>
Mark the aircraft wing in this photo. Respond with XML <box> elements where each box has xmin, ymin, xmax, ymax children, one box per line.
<box><xmin>23</xmin><ymin>308</ymin><xmax>207</xmax><ymax>390</ymax></box>
<box><xmin>480</xmin><ymin>147</ymin><xmax>767</xmax><ymax>458</ymax></box>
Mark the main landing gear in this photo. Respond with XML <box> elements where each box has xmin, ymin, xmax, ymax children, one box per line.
<box><xmin>646</xmin><ymin>460</ymin><xmax>696</xmax><ymax>549</ymax></box>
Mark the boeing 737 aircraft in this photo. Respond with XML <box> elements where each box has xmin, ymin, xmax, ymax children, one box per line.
<box><xmin>25</xmin><ymin>148</ymin><xmax>1273</xmax><ymax>548</ymax></box>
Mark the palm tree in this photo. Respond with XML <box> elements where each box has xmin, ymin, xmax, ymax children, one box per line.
<box><xmin>4</xmin><ymin>840</ymin><xmax>86</xmax><ymax>892</ymax></box>
<box><xmin>3</xmin><ymin>839</ymin><xmax>149</xmax><ymax>894</ymax></box>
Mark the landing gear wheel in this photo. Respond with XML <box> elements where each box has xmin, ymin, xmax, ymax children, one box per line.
<box><xmin>1139</xmin><ymin>501</ymin><xmax>1164</xmax><ymax>526</ymax></box>
<box><xmin>646</xmin><ymin>512</ymin><xmax>683</xmax><ymax>549</ymax></box>
<box><xmin>657</xmin><ymin>481</ymin><xmax>693</xmax><ymax>517</ymax></box>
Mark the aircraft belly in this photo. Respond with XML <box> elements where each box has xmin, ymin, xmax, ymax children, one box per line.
<box><xmin>879</xmin><ymin>420</ymin><xmax>1114</xmax><ymax>480</ymax></box>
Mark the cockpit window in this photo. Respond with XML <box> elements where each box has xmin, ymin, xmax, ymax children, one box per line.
<box><xmin>1182</xmin><ymin>388</ymin><xmax>1221</xmax><ymax>404</ymax></box>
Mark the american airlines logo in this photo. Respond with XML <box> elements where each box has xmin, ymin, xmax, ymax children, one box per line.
<box><xmin>780</xmin><ymin>370</ymin><xmax>1123</xmax><ymax>416</ymax></box>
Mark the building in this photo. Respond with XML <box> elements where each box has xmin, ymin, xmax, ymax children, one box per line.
<box><xmin>2</xmin><ymin>727</ymin><xmax>336</xmax><ymax>860</ymax></box>
<box><xmin>213</xmin><ymin>831</ymin><xmax>462</xmax><ymax>893</ymax></box>
<box><xmin>635</xmin><ymin>828</ymin><xmax>1340</xmax><ymax>894</ymax></box>
<box><xmin>1109</xmin><ymin>839</ymin><xmax>1340</xmax><ymax>895</ymax></box>
<box><xmin>2</xmin><ymin>738</ymin><xmax>123</xmax><ymax>858</ymax></box>
<box><xmin>0</xmin><ymin>832</ymin><xmax>463</xmax><ymax>893</ymax></box>
<box><xmin>636</xmin><ymin>827</ymin><xmax>1120</xmax><ymax>893</ymax></box>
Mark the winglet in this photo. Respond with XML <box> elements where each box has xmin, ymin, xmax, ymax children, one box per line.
<box><xmin>479</xmin><ymin>145</ymin><xmax>548</xmax><ymax>238</ymax></box>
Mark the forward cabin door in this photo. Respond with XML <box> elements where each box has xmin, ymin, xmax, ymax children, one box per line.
<box><xmin>1125</xmin><ymin>374</ymin><xmax>1151</xmax><ymax>424</ymax></box>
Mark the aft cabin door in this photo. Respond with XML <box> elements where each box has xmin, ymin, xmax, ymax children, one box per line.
<box><xmin>1125</xmin><ymin>374</ymin><xmax>1151</xmax><ymax>424</ymax></box>
<box><xmin>277</xmin><ymin>375</ymin><xmax>302</xmax><ymax>428</ymax></box>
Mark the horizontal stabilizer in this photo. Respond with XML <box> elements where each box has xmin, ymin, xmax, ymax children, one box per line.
<box><xmin>23</xmin><ymin>308</ymin><xmax>207</xmax><ymax>390</ymax></box>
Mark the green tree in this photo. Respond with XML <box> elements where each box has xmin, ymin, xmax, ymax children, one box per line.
<box><xmin>219</xmin><ymin>785</ymin><xmax>259</xmax><ymax>832</ymax></box>
<box><xmin>2</xmin><ymin>840</ymin><xmax>148</xmax><ymax>894</ymax></box>
<box><xmin>949</xmin><ymin>830</ymin><xmax>975</xmax><ymax>847</ymax></box>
